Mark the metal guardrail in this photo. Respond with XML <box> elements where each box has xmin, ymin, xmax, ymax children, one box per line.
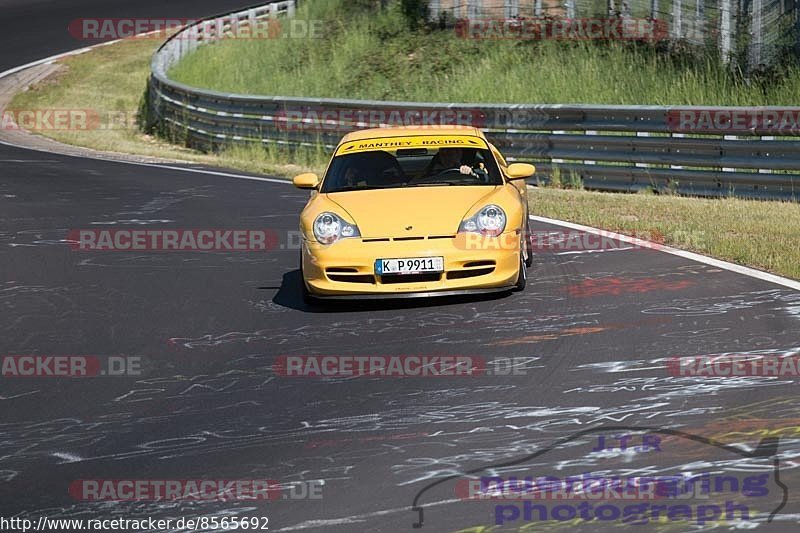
<box><xmin>147</xmin><ymin>1</ymin><xmax>800</xmax><ymax>200</ymax></box>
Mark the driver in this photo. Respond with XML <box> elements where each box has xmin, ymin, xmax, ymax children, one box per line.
<box><xmin>426</xmin><ymin>147</ymin><xmax>474</xmax><ymax>176</ymax></box>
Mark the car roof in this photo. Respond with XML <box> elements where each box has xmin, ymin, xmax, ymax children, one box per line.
<box><xmin>339</xmin><ymin>125</ymin><xmax>485</xmax><ymax>143</ymax></box>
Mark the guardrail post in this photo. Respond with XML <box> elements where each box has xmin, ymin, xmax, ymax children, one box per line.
<box><xmin>719</xmin><ymin>0</ymin><xmax>732</xmax><ymax>62</ymax></box>
<box><xmin>231</xmin><ymin>14</ymin><xmax>239</xmax><ymax>39</ymax></box>
<box><xmin>504</xmin><ymin>0</ymin><xmax>520</xmax><ymax>18</ymax></box>
<box><xmin>565</xmin><ymin>0</ymin><xmax>576</xmax><ymax>19</ymax></box>
<box><xmin>177</xmin><ymin>30</ymin><xmax>184</xmax><ymax>59</ymax></box>
<box><xmin>189</xmin><ymin>25</ymin><xmax>198</xmax><ymax>52</ymax></box>
<box><xmin>672</xmin><ymin>0</ymin><xmax>683</xmax><ymax>39</ymax></box>
<box><xmin>552</xmin><ymin>130</ymin><xmax>566</xmax><ymax>166</ymax></box>
<box><xmin>758</xmin><ymin>135</ymin><xmax>772</xmax><ymax>174</ymax></box>
<box><xmin>621</xmin><ymin>0</ymin><xmax>632</xmax><ymax>19</ymax></box>
<box><xmin>670</xmin><ymin>132</ymin><xmax>685</xmax><ymax>170</ymax></box>
<box><xmin>584</xmin><ymin>130</ymin><xmax>597</xmax><ymax>166</ymax></box>
<box><xmin>636</xmin><ymin>131</ymin><xmax>650</xmax><ymax>168</ymax></box>
<box><xmin>750</xmin><ymin>0</ymin><xmax>763</xmax><ymax>68</ymax></box>
<box><xmin>723</xmin><ymin>134</ymin><xmax>737</xmax><ymax>172</ymax></box>
<box><xmin>695</xmin><ymin>0</ymin><xmax>705</xmax><ymax>41</ymax></box>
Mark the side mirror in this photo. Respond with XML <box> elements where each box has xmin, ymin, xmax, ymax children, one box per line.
<box><xmin>506</xmin><ymin>163</ymin><xmax>536</xmax><ymax>180</ymax></box>
<box><xmin>293</xmin><ymin>173</ymin><xmax>320</xmax><ymax>189</ymax></box>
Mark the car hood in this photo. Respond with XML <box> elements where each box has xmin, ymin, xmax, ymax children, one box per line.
<box><xmin>325</xmin><ymin>186</ymin><xmax>499</xmax><ymax>238</ymax></box>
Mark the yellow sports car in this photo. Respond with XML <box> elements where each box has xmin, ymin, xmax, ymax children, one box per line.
<box><xmin>293</xmin><ymin>125</ymin><xmax>535</xmax><ymax>301</ymax></box>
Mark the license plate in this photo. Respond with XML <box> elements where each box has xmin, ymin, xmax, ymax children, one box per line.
<box><xmin>375</xmin><ymin>256</ymin><xmax>444</xmax><ymax>275</ymax></box>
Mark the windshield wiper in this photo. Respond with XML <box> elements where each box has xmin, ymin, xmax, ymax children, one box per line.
<box><xmin>328</xmin><ymin>184</ymin><xmax>401</xmax><ymax>192</ymax></box>
<box><xmin>406</xmin><ymin>181</ymin><xmax>458</xmax><ymax>187</ymax></box>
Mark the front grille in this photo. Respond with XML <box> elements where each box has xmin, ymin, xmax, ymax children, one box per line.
<box><xmin>463</xmin><ymin>260</ymin><xmax>495</xmax><ymax>268</ymax></box>
<box><xmin>362</xmin><ymin>235</ymin><xmax>455</xmax><ymax>242</ymax></box>
<box><xmin>380</xmin><ymin>273</ymin><xmax>442</xmax><ymax>284</ymax></box>
<box><xmin>328</xmin><ymin>274</ymin><xmax>376</xmax><ymax>284</ymax></box>
<box><xmin>447</xmin><ymin>267</ymin><xmax>494</xmax><ymax>280</ymax></box>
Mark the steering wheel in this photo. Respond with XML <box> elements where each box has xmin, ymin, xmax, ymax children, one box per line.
<box><xmin>420</xmin><ymin>167</ymin><xmax>480</xmax><ymax>181</ymax></box>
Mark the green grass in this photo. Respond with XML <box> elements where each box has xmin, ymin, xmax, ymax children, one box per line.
<box><xmin>528</xmin><ymin>187</ymin><xmax>800</xmax><ymax>279</ymax></box>
<box><xmin>9</xmin><ymin>38</ymin><xmax>329</xmax><ymax>177</ymax></box>
<box><xmin>170</xmin><ymin>0</ymin><xmax>800</xmax><ymax>105</ymax></box>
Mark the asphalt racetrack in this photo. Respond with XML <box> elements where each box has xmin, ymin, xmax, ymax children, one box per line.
<box><xmin>1</xmin><ymin>1</ymin><xmax>800</xmax><ymax>531</ymax></box>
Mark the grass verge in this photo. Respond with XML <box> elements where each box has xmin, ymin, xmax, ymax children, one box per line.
<box><xmin>170</xmin><ymin>0</ymin><xmax>800</xmax><ymax>105</ymax></box>
<box><xmin>528</xmin><ymin>187</ymin><xmax>800</xmax><ymax>280</ymax></box>
<box><xmin>8</xmin><ymin>38</ymin><xmax>329</xmax><ymax>178</ymax></box>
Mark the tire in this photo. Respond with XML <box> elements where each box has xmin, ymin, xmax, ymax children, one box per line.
<box><xmin>299</xmin><ymin>251</ymin><xmax>316</xmax><ymax>305</ymax></box>
<box><xmin>514</xmin><ymin>250</ymin><xmax>527</xmax><ymax>291</ymax></box>
<box><xmin>524</xmin><ymin>218</ymin><xmax>534</xmax><ymax>268</ymax></box>
<box><xmin>301</xmin><ymin>277</ymin><xmax>315</xmax><ymax>305</ymax></box>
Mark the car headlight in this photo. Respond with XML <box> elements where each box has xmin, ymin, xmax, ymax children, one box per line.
<box><xmin>458</xmin><ymin>204</ymin><xmax>507</xmax><ymax>237</ymax></box>
<box><xmin>313</xmin><ymin>212</ymin><xmax>360</xmax><ymax>244</ymax></box>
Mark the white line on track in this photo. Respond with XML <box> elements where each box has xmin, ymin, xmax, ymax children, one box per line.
<box><xmin>127</xmin><ymin>161</ymin><xmax>290</xmax><ymax>184</ymax></box>
<box><xmin>0</xmin><ymin>159</ymin><xmax>59</xmax><ymax>163</ymax></box>
<box><xmin>530</xmin><ymin>213</ymin><xmax>800</xmax><ymax>291</ymax></box>
<box><xmin>0</xmin><ymin>137</ymin><xmax>288</xmax><ymax>185</ymax></box>
<box><xmin>0</xmin><ymin>26</ymin><xmax>171</xmax><ymax>81</ymax></box>
<box><xmin>2</xmin><ymin>41</ymin><xmax>799</xmax><ymax>292</ymax></box>
<box><xmin>0</xmin><ymin>34</ymin><xmax>289</xmax><ymax>186</ymax></box>
<box><xmin>0</xmin><ymin>36</ymin><xmax>134</xmax><ymax>81</ymax></box>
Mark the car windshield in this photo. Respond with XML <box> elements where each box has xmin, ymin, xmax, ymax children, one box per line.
<box><xmin>320</xmin><ymin>146</ymin><xmax>503</xmax><ymax>193</ymax></box>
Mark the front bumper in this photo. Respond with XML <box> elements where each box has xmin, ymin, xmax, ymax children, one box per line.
<box><xmin>301</xmin><ymin>232</ymin><xmax>521</xmax><ymax>297</ymax></box>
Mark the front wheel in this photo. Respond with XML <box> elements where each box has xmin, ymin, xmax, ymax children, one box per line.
<box><xmin>301</xmin><ymin>278</ymin><xmax>314</xmax><ymax>305</ymax></box>
<box><xmin>300</xmin><ymin>251</ymin><xmax>316</xmax><ymax>305</ymax></box>
<box><xmin>524</xmin><ymin>218</ymin><xmax>533</xmax><ymax>267</ymax></box>
<box><xmin>514</xmin><ymin>251</ymin><xmax>527</xmax><ymax>291</ymax></box>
